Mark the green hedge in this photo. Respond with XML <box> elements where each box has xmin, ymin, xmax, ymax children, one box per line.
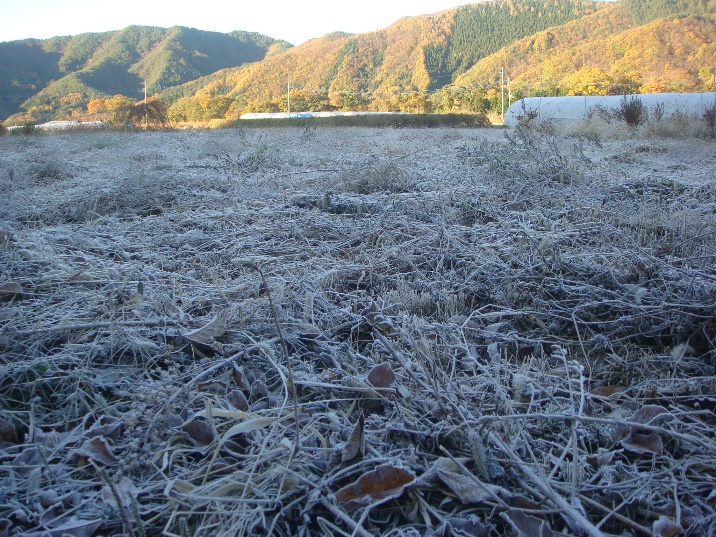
<box><xmin>236</xmin><ymin>113</ymin><xmax>492</xmax><ymax>128</ymax></box>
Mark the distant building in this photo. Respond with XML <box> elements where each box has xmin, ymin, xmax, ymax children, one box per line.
<box><xmin>35</xmin><ymin>120</ymin><xmax>106</xmax><ymax>130</ymax></box>
<box><xmin>240</xmin><ymin>111</ymin><xmax>403</xmax><ymax>120</ymax></box>
<box><xmin>504</xmin><ymin>92</ymin><xmax>716</xmax><ymax>127</ymax></box>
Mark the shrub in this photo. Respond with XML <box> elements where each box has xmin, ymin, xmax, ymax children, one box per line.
<box><xmin>31</xmin><ymin>160</ymin><xmax>72</xmax><ymax>183</ymax></box>
<box><xmin>514</xmin><ymin>100</ymin><xmax>540</xmax><ymax>127</ymax></box>
<box><xmin>617</xmin><ymin>95</ymin><xmax>647</xmax><ymax>127</ymax></box>
<box><xmin>0</xmin><ymin>123</ymin><xmax>6</xmax><ymax>136</ymax></box>
<box><xmin>703</xmin><ymin>105</ymin><xmax>716</xmax><ymax>136</ymax></box>
<box><xmin>480</xmin><ymin>122</ymin><xmax>595</xmax><ymax>185</ymax></box>
<box><xmin>108</xmin><ymin>99</ymin><xmax>169</xmax><ymax>128</ymax></box>
<box><xmin>9</xmin><ymin>122</ymin><xmax>38</xmax><ymax>135</ymax></box>
<box><xmin>585</xmin><ymin>104</ymin><xmax>614</xmax><ymax>123</ymax></box>
<box><xmin>208</xmin><ymin>118</ymin><xmax>237</xmax><ymax>129</ymax></box>
<box><xmin>338</xmin><ymin>158</ymin><xmax>413</xmax><ymax>194</ymax></box>
<box><xmin>644</xmin><ymin>109</ymin><xmax>714</xmax><ymax>138</ymax></box>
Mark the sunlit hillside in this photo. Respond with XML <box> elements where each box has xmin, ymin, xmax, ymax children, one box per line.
<box><xmin>2</xmin><ymin>0</ymin><xmax>716</xmax><ymax>123</ymax></box>
<box><xmin>454</xmin><ymin>3</ymin><xmax>716</xmax><ymax>95</ymax></box>
<box><xmin>0</xmin><ymin>26</ymin><xmax>289</xmax><ymax>123</ymax></box>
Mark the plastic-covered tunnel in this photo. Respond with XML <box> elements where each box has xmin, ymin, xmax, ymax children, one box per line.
<box><xmin>504</xmin><ymin>92</ymin><xmax>716</xmax><ymax>127</ymax></box>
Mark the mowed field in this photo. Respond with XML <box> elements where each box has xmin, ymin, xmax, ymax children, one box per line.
<box><xmin>1</xmin><ymin>124</ymin><xmax>715</xmax><ymax>536</ymax></box>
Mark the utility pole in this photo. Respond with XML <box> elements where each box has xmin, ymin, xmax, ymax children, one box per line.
<box><xmin>539</xmin><ymin>70</ymin><xmax>543</xmax><ymax>121</ymax></box>
<box><xmin>508</xmin><ymin>74</ymin><xmax>512</xmax><ymax>108</ymax></box>
<box><xmin>712</xmin><ymin>71</ymin><xmax>716</xmax><ymax>137</ymax></box>
<box><xmin>287</xmin><ymin>76</ymin><xmax>291</xmax><ymax>119</ymax></box>
<box><xmin>144</xmin><ymin>80</ymin><xmax>148</xmax><ymax>130</ymax></box>
<box><xmin>501</xmin><ymin>66</ymin><xmax>505</xmax><ymax>124</ymax></box>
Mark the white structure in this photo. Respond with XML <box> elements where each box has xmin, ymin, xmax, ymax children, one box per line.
<box><xmin>31</xmin><ymin>120</ymin><xmax>106</xmax><ymax>130</ymax></box>
<box><xmin>504</xmin><ymin>92</ymin><xmax>716</xmax><ymax>127</ymax></box>
<box><xmin>240</xmin><ymin>111</ymin><xmax>403</xmax><ymax>120</ymax></box>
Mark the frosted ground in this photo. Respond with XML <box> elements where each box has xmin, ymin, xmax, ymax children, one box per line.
<box><xmin>1</xmin><ymin>124</ymin><xmax>715</xmax><ymax>536</ymax></box>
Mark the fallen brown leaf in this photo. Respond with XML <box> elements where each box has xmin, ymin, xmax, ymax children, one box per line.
<box><xmin>183</xmin><ymin>310</ymin><xmax>227</xmax><ymax>345</ymax></box>
<box><xmin>448</xmin><ymin>315</ymin><xmax>481</xmax><ymax>330</ymax></box>
<box><xmin>75</xmin><ymin>436</ymin><xmax>117</xmax><ymax>466</ymax></box>
<box><xmin>0</xmin><ymin>282</ymin><xmax>23</xmax><ymax>302</ymax></box>
<box><xmin>630</xmin><ymin>405</ymin><xmax>673</xmax><ymax>426</ymax></box>
<box><xmin>585</xmin><ymin>450</ymin><xmax>616</xmax><ymax>469</ymax></box>
<box><xmin>341</xmin><ymin>410</ymin><xmax>365</xmax><ymax>462</ymax></box>
<box><xmin>435</xmin><ymin>458</ymin><xmax>506</xmax><ymax>504</ymax></box>
<box><xmin>182</xmin><ymin>420</ymin><xmax>215</xmax><ymax>446</ymax></box>
<box><xmin>613</xmin><ymin>404</ymin><xmax>673</xmax><ymax>454</ymax></box>
<box><xmin>12</xmin><ymin>446</ymin><xmax>45</xmax><ymax>476</ymax></box>
<box><xmin>431</xmin><ymin>517</ymin><xmax>489</xmax><ymax>537</ymax></box>
<box><xmin>590</xmin><ymin>385</ymin><xmax>626</xmax><ymax>397</ymax></box>
<box><xmin>23</xmin><ymin>517</ymin><xmax>102</xmax><ymax>537</ymax></box>
<box><xmin>621</xmin><ymin>432</ymin><xmax>664</xmax><ymax>455</ymax></box>
<box><xmin>231</xmin><ymin>367</ymin><xmax>252</xmax><ymax>391</ymax></box>
<box><xmin>196</xmin><ymin>380</ymin><xmax>228</xmax><ymax>393</ymax></box>
<box><xmin>504</xmin><ymin>494</ymin><xmax>543</xmax><ymax>511</ymax></box>
<box><xmin>102</xmin><ymin>476</ymin><xmax>140</xmax><ymax>509</ymax></box>
<box><xmin>334</xmin><ymin>464</ymin><xmax>415</xmax><ymax>505</ymax></box>
<box><xmin>653</xmin><ymin>515</ymin><xmax>683</xmax><ymax>537</ymax></box>
<box><xmin>0</xmin><ymin>418</ymin><xmax>17</xmax><ymax>443</ymax></box>
<box><xmin>228</xmin><ymin>389</ymin><xmax>249</xmax><ymax>411</ymax></box>
<box><xmin>84</xmin><ymin>416</ymin><xmax>122</xmax><ymax>442</ymax></box>
<box><xmin>367</xmin><ymin>362</ymin><xmax>396</xmax><ymax>389</ymax></box>
<box><xmin>501</xmin><ymin>508</ymin><xmax>556</xmax><ymax>537</ymax></box>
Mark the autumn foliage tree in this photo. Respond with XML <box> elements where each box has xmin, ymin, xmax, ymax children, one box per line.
<box><xmin>127</xmin><ymin>99</ymin><xmax>169</xmax><ymax>128</ymax></box>
<box><xmin>105</xmin><ymin>95</ymin><xmax>135</xmax><ymax>112</ymax></box>
<box><xmin>101</xmin><ymin>94</ymin><xmax>168</xmax><ymax>127</ymax></box>
<box><xmin>562</xmin><ymin>66</ymin><xmax>613</xmax><ymax>95</ymax></box>
<box><xmin>277</xmin><ymin>89</ymin><xmax>333</xmax><ymax>113</ymax></box>
<box><xmin>87</xmin><ymin>98</ymin><xmax>108</xmax><ymax>115</ymax></box>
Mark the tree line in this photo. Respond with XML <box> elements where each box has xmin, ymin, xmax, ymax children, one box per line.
<box><xmin>83</xmin><ymin>69</ymin><xmax>715</xmax><ymax>125</ymax></box>
<box><xmin>622</xmin><ymin>0</ymin><xmax>716</xmax><ymax>24</ymax></box>
<box><xmin>424</xmin><ymin>0</ymin><xmax>601</xmax><ymax>89</ymax></box>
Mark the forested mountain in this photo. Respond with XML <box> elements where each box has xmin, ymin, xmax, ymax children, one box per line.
<box><xmin>0</xmin><ymin>26</ymin><xmax>289</xmax><ymax>122</ymax></box>
<box><xmin>454</xmin><ymin>4</ymin><xmax>716</xmax><ymax>96</ymax></box>
<box><xmin>423</xmin><ymin>0</ymin><xmax>602</xmax><ymax>89</ymax></box>
<box><xmin>621</xmin><ymin>0</ymin><xmax>716</xmax><ymax>24</ymax></box>
<box><xmin>165</xmin><ymin>0</ymin><xmax>716</xmax><ymax>119</ymax></box>
<box><xmin>159</xmin><ymin>0</ymin><xmax>606</xmax><ymax>120</ymax></box>
<box><xmin>2</xmin><ymin>0</ymin><xmax>715</xmax><ymax>123</ymax></box>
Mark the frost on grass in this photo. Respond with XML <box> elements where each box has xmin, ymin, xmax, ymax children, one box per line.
<box><xmin>0</xmin><ymin>126</ymin><xmax>715</xmax><ymax>536</ymax></box>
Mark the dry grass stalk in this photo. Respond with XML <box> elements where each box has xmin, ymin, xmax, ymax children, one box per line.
<box><xmin>0</xmin><ymin>125</ymin><xmax>714</xmax><ymax>536</ymax></box>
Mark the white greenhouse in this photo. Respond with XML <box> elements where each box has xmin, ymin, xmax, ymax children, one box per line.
<box><xmin>503</xmin><ymin>92</ymin><xmax>716</xmax><ymax>127</ymax></box>
<box><xmin>240</xmin><ymin>111</ymin><xmax>404</xmax><ymax>120</ymax></box>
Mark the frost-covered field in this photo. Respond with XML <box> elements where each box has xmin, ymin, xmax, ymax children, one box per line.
<box><xmin>1</xmin><ymin>126</ymin><xmax>715</xmax><ymax>537</ymax></box>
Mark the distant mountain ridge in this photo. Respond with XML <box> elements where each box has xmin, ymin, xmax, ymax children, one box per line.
<box><xmin>0</xmin><ymin>26</ymin><xmax>290</xmax><ymax>122</ymax></box>
<box><xmin>2</xmin><ymin>0</ymin><xmax>715</xmax><ymax>123</ymax></box>
<box><xmin>156</xmin><ymin>0</ymin><xmax>607</xmax><ymax>119</ymax></box>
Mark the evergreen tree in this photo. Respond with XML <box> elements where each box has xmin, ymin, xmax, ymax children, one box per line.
<box><xmin>622</xmin><ymin>0</ymin><xmax>716</xmax><ymax>24</ymax></box>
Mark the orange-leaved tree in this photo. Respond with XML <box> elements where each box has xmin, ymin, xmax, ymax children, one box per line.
<box><xmin>87</xmin><ymin>98</ymin><xmax>107</xmax><ymax>115</ymax></box>
<box><xmin>125</xmin><ymin>98</ymin><xmax>169</xmax><ymax>128</ymax></box>
<box><xmin>562</xmin><ymin>66</ymin><xmax>612</xmax><ymax>96</ymax></box>
<box><xmin>105</xmin><ymin>95</ymin><xmax>135</xmax><ymax>111</ymax></box>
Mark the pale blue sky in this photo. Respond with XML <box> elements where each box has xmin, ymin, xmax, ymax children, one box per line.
<box><xmin>0</xmin><ymin>0</ymin><xmax>468</xmax><ymax>44</ymax></box>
